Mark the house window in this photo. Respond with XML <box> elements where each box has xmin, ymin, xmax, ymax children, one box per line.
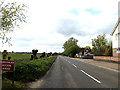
<box><xmin>117</xmin><ymin>48</ymin><xmax>119</xmax><ymax>51</ymax></box>
<box><xmin>116</xmin><ymin>48</ymin><xmax>120</xmax><ymax>51</ymax></box>
<box><xmin>118</xmin><ymin>33</ymin><xmax>120</xmax><ymax>39</ymax></box>
<box><xmin>116</xmin><ymin>48</ymin><xmax>120</xmax><ymax>53</ymax></box>
<box><xmin>115</xmin><ymin>34</ymin><xmax>118</xmax><ymax>40</ymax></box>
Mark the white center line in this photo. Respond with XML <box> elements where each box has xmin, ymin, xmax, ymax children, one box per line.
<box><xmin>72</xmin><ymin>64</ymin><xmax>77</xmax><ymax>68</ymax></box>
<box><xmin>81</xmin><ymin>70</ymin><xmax>101</xmax><ymax>84</ymax></box>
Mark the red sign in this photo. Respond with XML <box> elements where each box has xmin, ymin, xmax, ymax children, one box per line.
<box><xmin>0</xmin><ymin>60</ymin><xmax>15</xmax><ymax>71</ymax></box>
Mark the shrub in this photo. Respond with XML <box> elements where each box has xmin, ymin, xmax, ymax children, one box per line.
<box><xmin>4</xmin><ymin>56</ymin><xmax>57</xmax><ymax>82</ymax></box>
<box><xmin>63</xmin><ymin>45</ymin><xmax>80</xmax><ymax>57</ymax></box>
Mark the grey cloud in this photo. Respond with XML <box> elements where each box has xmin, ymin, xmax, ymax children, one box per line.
<box><xmin>13</xmin><ymin>38</ymin><xmax>35</xmax><ymax>42</ymax></box>
<box><xmin>86</xmin><ymin>39</ymin><xmax>92</xmax><ymax>44</ymax></box>
<box><xmin>47</xmin><ymin>43</ymin><xmax>62</xmax><ymax>46</ymax></box>
<box><xmin>15</xmin><ymin>43</ymin><xmax>32</xmax><ymax>47</ymax></box>
<box><xmin>37</xmin><ymin>42</ymin><xmax>62</xmax><ymax>47</ymax></box>
<box><xmin>56</xmin><ymin>19</ymin><xmax>87</xmax><ymax>36</ymax></box>
<box><xmin>56</xmin><ymin>18</ymin><xmax>116</xmax><ymax>37</ymax></box>
<box><xmin>13</xmin><ymin>37</ymin><xmax>49</xmax><ymax>42</ymax></box>
<box><xmin>96</xmin><ymin>22</ymin><xmax>116</xmax><ymax>35</ymax></box>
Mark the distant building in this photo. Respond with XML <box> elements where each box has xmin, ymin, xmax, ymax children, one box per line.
<box><xmin>111</xmin><ymin>18</ymin><xmax>120</xmax><ymax>57</ymax></box>
<box><xmin>75</xmin><ymin>48</ymin><xmax>93</xmax><ymax>58</ymax></box>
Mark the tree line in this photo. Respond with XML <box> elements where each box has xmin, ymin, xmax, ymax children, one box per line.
<box><xmin>62</xmin><ymin>33</ymin><xmax>112</xmax><ymax>57</ymax></box>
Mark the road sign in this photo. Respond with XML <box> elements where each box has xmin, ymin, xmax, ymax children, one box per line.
<box><xmin>0</xmin><ymin>60</ymin><xmax>15</xmax><ymax>71</ymax></box>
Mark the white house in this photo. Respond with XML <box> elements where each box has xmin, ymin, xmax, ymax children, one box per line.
<box><xmin>111</xmin><ymin>18</ymin><xmax>120</xmax><ymax>57</ymax></box>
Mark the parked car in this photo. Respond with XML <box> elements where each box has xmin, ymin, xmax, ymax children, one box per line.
<box><xmin>82</xmin><ymin>54</ymin><xmax>93</xmax><ymax>59</ymax></box>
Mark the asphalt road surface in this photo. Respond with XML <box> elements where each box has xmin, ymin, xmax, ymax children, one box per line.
<box><xmin>38</xmin><ymin>56</ymin><xmax>119</xmax><ymax>88</ymax></box>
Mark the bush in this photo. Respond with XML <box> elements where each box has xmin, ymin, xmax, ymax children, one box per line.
<box><xmin>4</xmin><ymin>56</ymin><xmax>57</xmax><ymax>82</ymax></box>
<box><xmin>2</xmin><ymin>78</ymin><xmax>25</xmax><ymax>88</ymax></box>
<box><xmin>63</xmin><ymin>45</ymin><xmax>80</xmax><ymax>57</ymax></box>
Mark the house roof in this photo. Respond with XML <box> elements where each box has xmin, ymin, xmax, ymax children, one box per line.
<box><xmin>111</xmin><ymin>17</ymin><xmax>120</xmax><ymax>36</ymax></box>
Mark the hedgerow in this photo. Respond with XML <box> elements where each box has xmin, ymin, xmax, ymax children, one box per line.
<box><xmin>4</xmin><ymin>56</ymin><xmax>57</xmax><ymax>82</ymax></box>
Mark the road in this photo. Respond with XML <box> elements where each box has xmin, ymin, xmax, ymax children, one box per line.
<box><xmin>38</xmin><ymin>56</ymin><xmax>119</xmax><ymax>88</ymax></box>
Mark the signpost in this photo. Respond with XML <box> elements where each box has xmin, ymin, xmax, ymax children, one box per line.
<box><xmin>0</xmin><ymin>60</ymin><xmax>15</xmax><ymax>72</ymax></box>
<box><xmin>0</xmin><ymin>60</ymin><xmax>15</xmax><ymax>87</ymax></box>
<box><xmin>1</xmin><ymin>50</ymin><xmax>15</xmax><ymax>88</ymax></box>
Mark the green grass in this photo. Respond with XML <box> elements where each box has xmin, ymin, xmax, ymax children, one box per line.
<box><xmin>6</xmin><ymin>53</ymin><xmax>42</xmax><ymax>60</ymax></box>
<box><xmin>7</xmin><ymin>53</ymin><xmax>31</xmax><ymax>60</ymax></box>
<box><xmin>2</xmin><ymin>78</ymin><xmax>25</xmax><ymax>88</ymax></box>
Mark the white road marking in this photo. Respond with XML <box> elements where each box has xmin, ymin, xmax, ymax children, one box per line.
<box><xmin>81</xmin><ymin>70</ymin><xmax>101</xmax><ymax>84</ymax></box>
<box><xmin>72</xmin><ymin>64</ymin><xmax>77</xmax><ymax>68</ymax></box>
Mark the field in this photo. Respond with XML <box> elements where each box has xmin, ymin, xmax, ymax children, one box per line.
<box><xmin>2</xmin><ymin>53</ymin><xmax>57</xmax><ymax>88</ymax></box>
<box><xmin>7</xmin><ymin>53</ymin><xmax>31</xmax><ymax>60</ymax></box>
<box><xmin>7</xmin><ymin>53</ymin><xmax>41</xmax><ymax>60</ymax></box>
<box><xmin>1</xmin><ymin>53</ymin><xmax>42</xmax><ymax>60</ymax></box>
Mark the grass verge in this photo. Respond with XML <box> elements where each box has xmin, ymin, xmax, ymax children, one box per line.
<box><xmin>2</xmin><ymin>78</ymin><xmax>25</xmax><ymax>88</ymax></box>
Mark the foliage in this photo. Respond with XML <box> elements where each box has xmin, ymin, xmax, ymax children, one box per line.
<box><xmin>0</xmin><ymin>0</ymin><xmax>27</xmax><ymax>46</ymax></box>
<box><xmin>4</xmin><ymin>56</ymin><xmax>57</xmax><ymax>82</ymax></box>
<box><xmin>40</xmin><ymin>52</ymin><xmax>46</xmax><ymax>58</ymax></box>
<box><xmin>85</xmin><ymin>46</ymin><xmax>91</xmax><ymax>49</ymax></box>
<box><xmin>52</xmin><ymin>52</ymin><xmax>58</xmax><ymax>56</ymax></box>
<box><xmin>2</xmin><ymin>78</ymin><xmax>25</xmax><ymax>88</ymax></box>
<box><xmin>92</xmin><ymin>33</ymin><xmax>107</xmax><ymax>56</ymax></box>
<box><xmin>62</xmin><ymin>37</ymin><xmax>80</xmax><ymax>57</ymax></box>
<box><xmin>104</xmin><ymin>41</ymin><xmax>112</xmax><ymax>56</ymax></box>
<box><xmin>92</xmin><ymin>34</ymin><xmax>112</xmax><ymax>56</ymax></box>
<box><xmin>63</xmin><ymin>45</ymin><xmax>80</xmax><ymax>57</ymax></box>
<box><xmin>62</xmin><ymin>37</ymin><xmax>78</xmax><ymax>50</ymax></box>
<box><xmin>47</xmin><ymin>52</ymin><xmax>52</xmax><ymax>57</ymax></box>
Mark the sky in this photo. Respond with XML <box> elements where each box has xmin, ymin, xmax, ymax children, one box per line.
<box><xmin>1</xmin><ymin>0</ymin><xmax>120</xmax><ymax>53</ymax></box>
